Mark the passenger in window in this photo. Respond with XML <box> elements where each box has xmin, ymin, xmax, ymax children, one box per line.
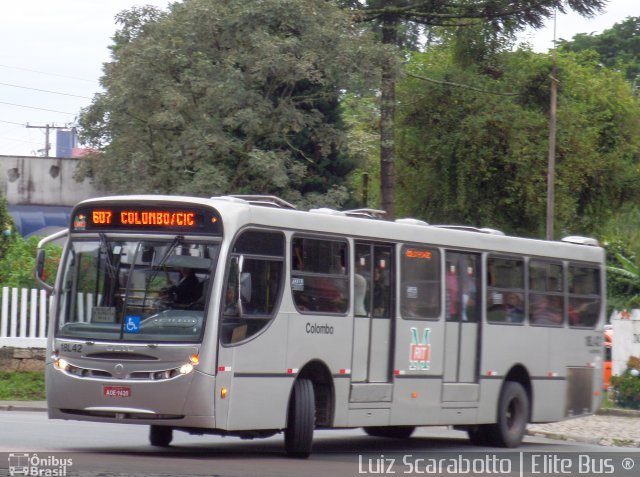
<box><xmin>223</xmin><ymin>285</ymin><xmax>239</xmax><ymax>316</ymax></box>
<box><xmin>530</xmin><ymin>295</ymin><xmax>563</xmax><ymax>325</ymax></box>
<box><xmin>315</xmin><ymin>277</ymin><xmax>345</xmax><ymax>313</ymax></box>
<box><xmin>161</xmin><ymin>268</ymin><xmax>202</xmax><ymax>305</ymax></box>
<box><xmin>504</xmin><ymin>292</ymin><xmax>524</xmax><ymax>323</ymax></box>
<box><xmin>446</xmin><ymin>265</ymin><xmax>459</xmax><ymax>319</ymax></box>
<box><xmin>354</xmin><ymin>263</ymin><xmax>368</xmax><ymax>316</ymax></box>
<box><xmin>462</xmin><ymin>265</ymin><xmax>477</xmax><ymax>321</ymax></box>
<box><xmin>403</xmin><ymin>300</ymin><xmax>421</xmax><ymax>318</ymax></box>
<box><xmin>373</xmin><ymin>267</ymin><xmax>389</xmax><ymax>317</ymax></box>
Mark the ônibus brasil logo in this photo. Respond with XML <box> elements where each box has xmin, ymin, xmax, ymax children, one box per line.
<box><xmin>8</xmin><ymin>453</ymin><xmax>73</xmax><ymax>476</ymax></box>
<box><xmin>409</xmin><ymin>327</ymin><xmax>431</xmax><ymax>370</ymax></box>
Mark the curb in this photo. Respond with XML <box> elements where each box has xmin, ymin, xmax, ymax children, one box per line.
<box><xmin>596</xmin><ymin>407</ymin><xmax>640</xmax><ymax>418</ymax></box>
<box><xmin>526</xmin><ymin>428</ymin><xmax>640</xmax><ymax>448</ymax></box>
<box><xmin>526</xmin><ymin>428</ymin><xmax>602</xmax><ymax>446</ymax></box>
<box><xmin>0</xmin><ymin>402</ymin><xmax>47</xmax><ymax>412</ymax></box>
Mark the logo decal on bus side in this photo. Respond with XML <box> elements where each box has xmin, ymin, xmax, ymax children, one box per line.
<box><xmin>409</xmin><ymin>327</ymin><xmax>431</xmax><ymax>370</ymax></box>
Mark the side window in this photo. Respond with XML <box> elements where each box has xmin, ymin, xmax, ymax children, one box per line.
<box><xmin>568</xmin><ymin>265</ymin><xmax>601</xmax><ymax>328</ymax></box>
<box><xmin>487</xmin><ymin>257</ymin><xmax>524</xmax><ymax>324</ymax></box>
<box><xmin>529</xmin><ymin>260</ymin><xmax>564</xmax><ymax>326</ymax></box>
<box><xmin>400</xmin><ymin>246</ymin><xmax>440</xmax><ymax>319</ymax></box>
<box><xmin>446</xmin><ymin>252</ymin><xmax>480</xmax><ymax>322</ymax></box>
<box><xmin>355</xmin><ymin>243</ymin><xmax>394</xmax><ymax>318</ymax></box>
<box><xmin>291</xmin><ymin>237</ymin><xmax>348</xmax><ymax>314</ymax></box>
<box><xmin>220</xmin><ymin>230</ymin><xmax>284</xmax><ymax>344</ymax></box>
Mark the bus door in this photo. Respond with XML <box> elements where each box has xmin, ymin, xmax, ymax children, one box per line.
<box><xmin>350</xmin><ymin>242</ymin><xmax>394</xmax><ymax>401</ymax></box>
<box><xmin>442</xmin><ymin>251</ymin><xmax>481</xmax><ymax>402</ymax></box>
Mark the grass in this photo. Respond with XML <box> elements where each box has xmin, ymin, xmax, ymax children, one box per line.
<box><xmin>0</xmin><ymin>371</ymin><xmax>45</xmax><ymax>400</ymax></box>
<box><xmin>601</xmin><ymin>390</ymin><xmax>615</xmax><ymax>409</ymax></box>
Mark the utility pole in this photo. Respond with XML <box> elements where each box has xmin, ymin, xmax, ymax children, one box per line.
<box><xmin>25</xmin><ymin>123</ymin><xmax>70</xmax><ymax>157</ymax></box>
<box><xmin>546</xmin><ymin>12</ymin><xmax>558</xmax><ymax>241</ymax></box>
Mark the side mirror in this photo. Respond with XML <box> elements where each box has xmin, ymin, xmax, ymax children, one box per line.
<box><xmin>34</xmin><ymin>229</ymin><xmax>68</xmax><ymax>294</ymax></box>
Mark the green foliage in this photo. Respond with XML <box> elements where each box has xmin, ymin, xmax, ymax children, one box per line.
<box><xmin>0</xmin><ymin>235</ymin><xmax>62</xmax><ymax>289</ymax></box>
<box><xmin>394</xmin><ymin>46</ymin><xmax>640</xmax><ymax>237</ymax></box>
<box><xmin>78</xmin><ymin>0</ymin><xmax>383</xmax><ymax>207</ymax></box>
<box><xmin>341</xmin><ymin>93</ymin><xmax>381</xmax><ymax>208</ymax></box>
<box><xmin>0</xmin><ymin>372</ymin><xmax>45</xmax><ymax>401</ymax></box>
<box><xmin>558</xmin><ymin>16</ymin><xmax>640</xmax><ymax>83</ymax></box>
<box><xmin>610</xmin><ymin>356</ymin><xmax>640</xmax><ymax>410</ymax></box>
<box><xmin>599</xmin><ymin>207</ymin><xmax>640</xmax><ymax>310</ymax></box>
<box><xmin>0</xmin><ymin>195</ymin><xmax>16</xmax><ymax>259</ymax></box>
<box><xmin>341</xmin><ymin>1</ymin><xmax>606</xmax><ymax>214</ymax></box>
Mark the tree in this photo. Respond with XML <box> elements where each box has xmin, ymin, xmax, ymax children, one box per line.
<box><xmin>77</xmin><ymin>0</ymin><xmax>381</xmax><ymax>207</ymax></box>
<box><xmin>339</xmin><ymin>0</ymin><xmax>606</xmax><ymax>218</ymax></box>
<box><xmin>558</xmin><ymin>16</ymin><xmax>640</xmax><ymax>83</ymax></box>
<box><xmin>395</xmin><ymin>46</ymin><xmax>640</xmax><ymax>237</ymax></box>
<box><xmin>0</xmin><ymin>194</ymin><xmax>15</xmax><ymax>260</ymax></box>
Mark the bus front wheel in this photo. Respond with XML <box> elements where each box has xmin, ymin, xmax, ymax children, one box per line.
<box><xmin>149</xmin><ymin>425</ymin><xmax>173</xmax><ymax>447</ymax></box>
<box><xmin>487</xmin><ymin>381</ymin><xmax>529</xmax><ymax>448</ymax></box>
<box><xmin>284</xmin><ymin>378</ymin><xmax>315</xmax><ymax>458</ymax></box>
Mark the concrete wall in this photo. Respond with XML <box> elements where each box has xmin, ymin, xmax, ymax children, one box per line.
<box><xmin>0</xmin><ymin>347</ymin><xmax>45</xmax><ymax>372</ymax></box>
<box><xmin>612</xmin><ymin>312</ymin><xmax>640</xmax><ymax>376</ymax></box>
<box><xmin>0</xmin><ymin>155</ymin><xmax>104</xmax><ymax>206</ymax></box>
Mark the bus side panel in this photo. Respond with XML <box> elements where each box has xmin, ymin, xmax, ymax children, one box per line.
<box><xmin>390</xmin><ymin>378</ymin><xmax>443</xmax><ymax>426</ymax></box>
<box><xmin>476</xmin><ymin>379</ymin><xmax>501</xmax><ymax>424</ymax></box>
<box><xmin>530</xmin><ymin>379</ymin><xmax>566</xmax><ymax>423</ymax></box>
<box><xmin>220</xmin><ymin>316</ymin><xmax>289</xmax><ymax>430</ymax></box>
<box><xmin>286</xmin><ymin>312</ymin><xmax>354</xmax><ymax>424</ymax></box>
<box><xmin>554</xmin><ymin>327</ymin><xmax>604</xmax><ymax>416</ymax></box>
<box><xmin>480</xmin><ymin>324</ymin><xmax>550</xmax><ymax>422</ymax></box>
<box><xmin>390</xmin><ymin>318</ymin><xmax>446</xmax><ymax>426</ymax></box>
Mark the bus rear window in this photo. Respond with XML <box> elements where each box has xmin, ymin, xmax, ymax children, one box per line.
<box><xmin>568</xmin><ymin>265</ymin><xmax>601</xmax><ymax>328</ymax></box>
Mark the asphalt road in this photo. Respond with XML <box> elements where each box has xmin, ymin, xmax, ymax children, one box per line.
<box><xmin>1</xmin><ymin>411</ymin><xmax>639</xmax><ymax>477</ymax></box>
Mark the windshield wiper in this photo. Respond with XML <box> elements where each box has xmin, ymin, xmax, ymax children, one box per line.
<box><xmin>147</xmin><ymin>235</ymin><xmax>184</xmax><ymax>288</ymax></box>
<box><xmin>99</xmin><ymin>233</ymin><xmax>118</xmax><ymax>279</ymax></box>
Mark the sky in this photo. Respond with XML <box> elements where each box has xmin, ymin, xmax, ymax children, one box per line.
<box><xmin>0</xmin><ymin>0</ymin><xmax>637</xmax><ymax>157</ymax></box>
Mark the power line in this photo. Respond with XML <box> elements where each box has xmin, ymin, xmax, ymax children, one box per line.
<box><xmin>0</xmin><ymin>119</ymin><xmax>25</xmax><ymax>126</ymax></box>
<box><xmin>0</xmin><ymin>63</ymin><xmax>95</xmax><ymax>83</ymax></box>
<box><xmin>0</xmin><ymin>81</ymin><xmax>92</xmax><ymax>99</ymax></box>
<box><xmin>0</xmin><ymin>101</ymin><xmax>76</xmax><ymax>115</ymax></box>
<box><xmin>0</xmin><ymin>135</ymin><xmax>41</xmax><ymax>145</ymax></box>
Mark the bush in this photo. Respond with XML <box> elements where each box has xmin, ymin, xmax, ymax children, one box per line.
<box><xmin>610</xmin><ymin>356</ymin><xmax>640</xmax><ymax>410</ymax></box>
<box><xmin>0</xmin><ymin>235</ymin><xmax>62</xmax><ymax>288</ymax></box>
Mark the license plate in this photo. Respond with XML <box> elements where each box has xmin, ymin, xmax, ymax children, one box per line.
<box><xmin>103</xmin><ymin>385</ymin><xmax>131</xmax><ymax>398</ymax></box>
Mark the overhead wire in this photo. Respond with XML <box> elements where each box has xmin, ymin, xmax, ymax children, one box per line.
<box><xmin>0</xmin><ymin>81</ymin><xmax>92</xmax><ymax>100</ymax></box>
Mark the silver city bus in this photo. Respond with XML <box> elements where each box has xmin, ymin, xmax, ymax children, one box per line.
<box><xmin>36</xmin><ymin>195</ymin><xmax>605</xmax><ymax>456</ymax></box>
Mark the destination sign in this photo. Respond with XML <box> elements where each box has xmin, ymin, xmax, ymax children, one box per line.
<box><xmin>71</xmin><ymin>204</ymin><xmax>222</xmax><ymax>235</ymax></box>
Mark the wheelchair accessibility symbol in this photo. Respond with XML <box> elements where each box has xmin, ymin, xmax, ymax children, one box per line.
<box><xmin>124</xmin><ymin>315</ymin><xmax>141</xmax><ymax>333</ymax></box>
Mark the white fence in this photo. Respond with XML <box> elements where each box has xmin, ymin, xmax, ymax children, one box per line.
<box><xmin>0</xmin><ymin>287</ymin><xmax>49</xmax><ymax>348</ymax></box>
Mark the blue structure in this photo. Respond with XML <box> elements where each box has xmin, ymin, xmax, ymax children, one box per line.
<box><xmin>8</xmin><ymin>205</ymin><xmax>71</xmax><ymax>238</ymax></box>
<box><xmin>56</xmin><ymin>130</ymin><xmax>78</xmax><ymax>158</ymax></box>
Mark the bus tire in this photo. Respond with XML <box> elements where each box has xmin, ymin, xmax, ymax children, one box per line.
<box><xmin>284</xmin><ymin>378</ymin><xmax>315</xmax><ymax>458</ymax></box>
<box><xmin>467</xmin><ymin>425</ymin><xmax>490</xmax><ymax>446</ymax></box>
<box><xmin>149</xmin><ymin>425</ymin><xmax>173</xmax><ymax>447</ymax></box>
<box><xmin>363</xmin><ymin>426</ymin><xmax>415</xmax><ymax>439</ymax></box>
<box><xmin>487</xmin><ymin>381</ymin><xmax>529</xmax><ymax>448</ymax></box>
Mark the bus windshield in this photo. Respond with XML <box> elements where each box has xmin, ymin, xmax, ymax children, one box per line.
<box><xmin>56</xmin><ymin>237</ymin><xmax>219</xmax><ymax>342</ymax></box>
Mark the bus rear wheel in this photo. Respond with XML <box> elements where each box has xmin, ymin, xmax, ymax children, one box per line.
<box><xmin>486</xmin><ymin>381</ymin><xmax>529</xmax><ymax>448</ymax></box>
<box><xmin>284</xmin><ymin>378</ymin><xmax>315</xmax><ymax>458</ymax></box>
<box><xmin>364</xmin><ymin>426</ymin><xmax>415</xmax><ymax>439</ymax></box>
<box><xmin>467</xmin><ymin>425</ymin><xmax>490</xmax><ymax>446</ymax></box>
<box><xmin>149</xmin><ymin>425</ymin><xmax>173</xmax><ymax>447</ymax></box>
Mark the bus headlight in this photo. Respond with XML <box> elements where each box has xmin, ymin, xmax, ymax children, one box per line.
<box><xmin>54</xmin><ymin>357</ymin><xmax>70</xmax><ymax>371</ymax></box>
<box><xmin>179</xmin><ymin>363</ymin><xmax>194</xmax><ymax>375</ymax></box>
